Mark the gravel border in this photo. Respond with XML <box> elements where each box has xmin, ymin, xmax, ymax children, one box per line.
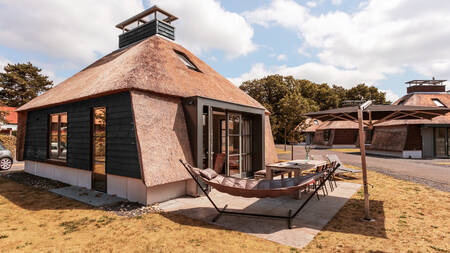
<box><xmin>0</xmin><ymin>171</ymin><xmax>68</xmax><ymax>190</ymax></box>
<box><xmin>100</xmin><ymin>201</ymin><xmax>163</xmax><ymax>217</ymax></box>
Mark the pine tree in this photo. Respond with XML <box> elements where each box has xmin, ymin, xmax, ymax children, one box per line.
<box><xmin>0</xmin><ymin>62</ymin><xmax>53</xmax><ymax>107</ymax></box>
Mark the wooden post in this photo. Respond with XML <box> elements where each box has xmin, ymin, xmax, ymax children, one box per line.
<box><xmin>291</xmin><ymin>144</ymin><xmax>294</xmax><ymax>160</ymax></box>
<box><xmin>358</xmin><ymin>108</ymin><xmax>371</xmax><ymax>220</ymax></box>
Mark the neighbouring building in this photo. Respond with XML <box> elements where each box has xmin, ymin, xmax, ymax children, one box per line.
<box><xmin>368</xmin><ymin>78</ymin><xmax>450</xmax><ymax>158</ymax></box>
<box><xmin>0</xmin><ymin>106</ymin><xmax>18</xmax><ymax>135</ymax></box>
<box><xmin>16</xmin><ymin>6</ymin><xmax>277</xmax><ymax>205</ymax></box>
<box><xmin>303</xmin><ymin>120</ymin><xmax>360</xmax><ymax>148</ymax></box>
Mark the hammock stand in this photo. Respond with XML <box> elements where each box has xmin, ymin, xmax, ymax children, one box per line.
<box><xmin>179</xmin><ymin>159</ymin><xmax>340</xmax><ymax>229</ymax></box>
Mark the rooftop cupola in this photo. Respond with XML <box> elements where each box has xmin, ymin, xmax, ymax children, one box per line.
<box><xmin>405</xmin><ymin>77</ymin><xmax>447</xmax><ymax>94</ymax></box>
<box><xmin>116</xmin><ymin>6</ymin><xmax>178</xmax><ymax>48</ymax></box>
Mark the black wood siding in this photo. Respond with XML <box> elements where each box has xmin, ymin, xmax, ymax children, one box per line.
<box><xmin>118</xmin><ymin>19</ymin><xmax>175</xmax><ymax>48</ymax></box>
<box><xmin>24</xmin><ymin>92</ymin><xmax>141</xmax><ymax>179</ymax></box>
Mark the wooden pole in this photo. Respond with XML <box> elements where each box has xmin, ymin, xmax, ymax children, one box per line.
<box><xmin>358</xmin><ymin>108</ymin><xmax>371</xmax><ymax>220</ymax></box>
<box><xmin>284</xmin><ymin>128</ymin><xmax>287</xmax><ymax>151</ymax></box>
<box><xmin>291</xmin><ymin>144</ymin><xmax>294</xmax><ymax>160</ymax></box>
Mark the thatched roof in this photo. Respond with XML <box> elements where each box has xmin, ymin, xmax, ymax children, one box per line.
<box><xmin>377</xmin><ymin>93</ymin><xmax>450</xmax><ymax>126</ymax></box>
<box><xmin>17</xmin><ymin>35</ymin><xmax>265</xmax><ymax>112</ymax></box>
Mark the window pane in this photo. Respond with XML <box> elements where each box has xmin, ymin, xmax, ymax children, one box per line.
<box><xmin>228</xmin><ymin>115</ymin><xmax>240</xmax><ymax>135</ymax></box>
<box><xmin>229</xmin><ymin>136</ymin><xmax>240</xmax><ymax>154</ymax></box>
<box><xmin>93</xmin><ymin>136</ymin><xmax>106</xmax><ymax>162</ymax></box>
<box><xmin>60</xmin><ymin>113</ymin><xmax>67</xmax><ymax>135</ymax></box>
<box><xmin>59</xmin><ymin>135</ymin><xmax>67</xmax><ymax>160</ymax></box>
<box><xmin>50</xmin><ymin>114</ymin><xmax>59</xmax><ymax>136</ymax></box>
<box><xmin>93</xmin><ymin>108</ymin><xmax>106</xmax><ymax>136</ymax></box>
<box><xmin>49</xmin><ymin>135</ymin><xmax>59</xmax><ymax>159</ymax></box>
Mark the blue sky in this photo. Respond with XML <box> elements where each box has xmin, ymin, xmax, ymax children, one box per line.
<box><xmin>1</xmin><ymin>0</ymin><xmax>449</xmax><ymax>102</ymax></box>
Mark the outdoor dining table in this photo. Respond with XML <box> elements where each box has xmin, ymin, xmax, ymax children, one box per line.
<box><xmin>265</xmin><ymin>159</ymin><xmax>328</xmax><ymax>179</ymax></box>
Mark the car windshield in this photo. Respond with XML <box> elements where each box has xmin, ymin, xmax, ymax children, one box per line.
<box><xmin>0</xmin><ymin>143</ymin><xmax>5</xmax><ymax>150</ymax></box>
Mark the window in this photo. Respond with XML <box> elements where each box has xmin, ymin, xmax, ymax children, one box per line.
<box><xmin>174</xmin><ymin>50</ymin><xmax>201</xmax><ymax>72</ymax></box>
<box><xmin>432</xmin><ymin>99</ymin><xmax>446</xmax><ymax>107</ymax></box>
<box><xmin>92</xmin><ymin>107</ymin><xmax>106</xmax><ymax>192</ymax></box>
<box><xmin>49</xmin><ymin>113</ymin><xmax>67</xmax><ymax>160</ymax></box>
<box><xmin>323</xmin><ymin>130</ymin><xmax>331</xmax><ymax>142</ymax></box>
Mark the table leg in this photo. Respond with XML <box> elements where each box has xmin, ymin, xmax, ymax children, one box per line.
<box><xmin>266</xmin><ymin>167</ymin><xmax>272</xmax><ymax>179</ymax></box>
<box><xmin>294</xmin><ymin>170</ymin><xmax>299</xmax><ymax>178</ymax></box>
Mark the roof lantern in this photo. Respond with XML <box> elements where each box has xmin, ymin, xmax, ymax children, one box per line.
<box><xmin>406</xmin><ymin>77</ymin><xmax>447</xmax><ymax>94</ymax></box>
<box><xmin>116</xmin><ymin>6</ymin><xmax>178</xmax><ymax>48</ymax></box>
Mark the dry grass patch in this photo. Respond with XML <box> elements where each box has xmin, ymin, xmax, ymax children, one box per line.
<box><xmin>0</xmin><ymin>177</ymin><xmax>292</xmax><ymax>253</ymax></box>
<box><xmin>304</xmin><ymin>165</ymin><xmax>450</xmax><ymax>252</ymax></box>
<box><xmin>1</xmin><ymin>167</ymin><xmax>449</xmax><ymax>252</ymax></box>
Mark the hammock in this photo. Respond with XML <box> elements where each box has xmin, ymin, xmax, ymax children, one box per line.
<box><xmin>179</xmin><ymin>159</ymin><xmax>340</xmax><ymax>229</ymax></box>
<box><xmin>185</xmin><ymin>163</ymin><xmax>316</xmax><ymax>198</ymax></box>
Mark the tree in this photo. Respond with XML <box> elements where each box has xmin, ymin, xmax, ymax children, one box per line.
<box><xmin>345</xmin><ymin>84</ymin><xmax>389</xmax><ymax>104</ymax></box>
<box><xmin>0</xmin><ymin>62</ymin><xmax>53</xmax><ymax>107</ymax></box>
<box><xmin>277</xmin><ymin>91</ymin><xmax>318</xmax><ymax>148</ymax></box>
<box><xmin>240</xmin><ymin>75</ymin><xmax>390</xmax><ymax>144</ymax></box>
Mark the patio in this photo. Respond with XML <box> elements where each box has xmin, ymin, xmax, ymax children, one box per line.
<box><xmin>158</xmin><ymin>181</ymin><xmax>360</xmax><ymax>249</ymax></box>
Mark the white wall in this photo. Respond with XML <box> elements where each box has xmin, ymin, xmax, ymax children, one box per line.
<box><xmin>107</xmin><ymin>174</ymin><xmax>147</xmax><ymax>204</ymax></box>
<box><xmin>24</xmin><ymin>161</ymin><xmax>197</xmax><ymax>205</ymax></box>
<box><xmin>24</xmin><ymin>160</ymin><xmax>91</xmax><ymax>188</ymax></box>
<box><xmin>147</xmin><ymin>180</ymin><xmax>194</xmax><ymax>205</ymax></box>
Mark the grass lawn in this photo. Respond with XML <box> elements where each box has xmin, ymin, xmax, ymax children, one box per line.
<box><xmin>0</xmin><ymin>168</ymin><xmax>449</xmax><ymax>252</ymax></box>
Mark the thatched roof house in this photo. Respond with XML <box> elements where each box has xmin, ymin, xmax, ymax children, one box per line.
<box><xmin>16</xmin><ymin>7</ymin><xmax>277</xmax><ymax>204</ymax></box>
<box><xmin>368</xmin><ymin>79</ymin><xmax>450</xmax><ymax>158</ymax></box>
<box><xmin>301</xmin><ymin>118</ymin><xmax>360</xmax><ymax>147</ymax></box>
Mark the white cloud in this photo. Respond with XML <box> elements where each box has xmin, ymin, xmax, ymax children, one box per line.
<box><xmin>306</xmin><ymin>1</ymin><xmax>317</xmax><ymax>8</ymax></box>
<box><xmin>0</xmin><ymin>56</ymin><xmax>9</xmax><ymax>71</ymax></box>
<box><xmin>244</xmin><ymin>0</ymin><xmax>450</xmax><ymax>88</ymax></box>
<box><xmin>149</xmin><ymin>0</ymin><xmax>256</xmax><ymax>58</ymax></box>
<box><xmin>228</xmin><ymin>63</ymin><xmax>271</xmax><ymax>86</ymax></box>
<box><xmin>277</xmin><ymin>54</ymin><xmax>287</xmax><ymax>61</ymax></box>
<box><xmin>0</xmin><ymin>0</ymin><xmax>144</xmax><ymax>65</ymax></box>
<box><xmin>381</xmin><ymin>89</ymin><xmax>400</xmax><ymax>103</ymax></box>
<box><xmin>229</xmin><ymin>62</ymin><xmax>384</xmax><ymax>88</ymax></box>
<box><xmin>331</xmin><ymin>0</ymin><xmax>342</xmax><ymax>5</ymax></box>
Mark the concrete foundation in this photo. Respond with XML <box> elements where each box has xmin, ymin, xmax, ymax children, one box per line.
<box><xmin>24</xmin><ymin>160</ymin><xmax>196</xmax><ymax>205</ymax></box>
<box><xmin>25</xmin><ymin>160</ymin><xmax>91</xmax><ymax>189</ymax></box>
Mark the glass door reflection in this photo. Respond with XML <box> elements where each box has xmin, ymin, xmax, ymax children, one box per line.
<box><xmin>92</xmin><ymin>107</ymin><xmax>106</xmax><ymax>192</ymax></box>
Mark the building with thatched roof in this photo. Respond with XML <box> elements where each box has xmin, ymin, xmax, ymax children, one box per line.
<box><xmin>15</xmin><ymin>7</ymin><xmax>277</xmax><ymax>205</ymax></box>
<box><xmin>302</xmin><ymin>120</ymin><xmax>359</xmax><ymax>148</ymax></box>
<box><xmin>368</xmin><ymin>78</ymin><xmax>450</xmax><ymax>158</ymax></box>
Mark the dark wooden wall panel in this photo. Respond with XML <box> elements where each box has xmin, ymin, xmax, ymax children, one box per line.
<box><xmin>24</xmin><ymin>92</ymin><xmax>141</xmax><ymax>179</ymax></box>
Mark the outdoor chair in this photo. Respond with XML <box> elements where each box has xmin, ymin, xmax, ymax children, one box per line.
<box><xmin>326</xmin><ymin>154</ymin><xmax>361</xmax><ymax>175</ymax></box>
<box><xmin>179</xmin><ymin>159</ymin><xmax>340</xmax><ymax>229</ymax></box>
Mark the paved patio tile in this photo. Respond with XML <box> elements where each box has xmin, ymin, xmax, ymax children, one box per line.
<box><xmin>50</xmin><ymin>186</ymin><xmax>125</xmax><ymax>207</ymax></box>
<box><xmin>159</xmin><ymin>181</ymin><xmax>360</xmax><ymax>249</ymax></box>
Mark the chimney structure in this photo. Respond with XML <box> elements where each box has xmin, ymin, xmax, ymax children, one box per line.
<box><xmin>405</xmin><ymin>78</ymin><xmax>447</xmax><ymax>94</ymax></box>
<box><xmin>116</xmin><ymin>6</ymin><xmax>178</xmax><ymax>48</ymax></box>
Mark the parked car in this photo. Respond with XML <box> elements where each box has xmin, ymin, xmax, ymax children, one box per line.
<box><xmin>0</xmin><ymin>142</ymin><xmax>13</xmax><ymax>170</ymax></box>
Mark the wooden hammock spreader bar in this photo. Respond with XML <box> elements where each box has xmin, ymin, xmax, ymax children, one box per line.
<box><xmin>179</xmin><ymin>159</ymin><xmax>340</xmax><ymax>229</ymax></box>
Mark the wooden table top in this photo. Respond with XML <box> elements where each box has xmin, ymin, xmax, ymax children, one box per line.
<box><xmin>266</xmin><ymin>159</ymin><xmax>328</xmax><ymax>170</ymax></box>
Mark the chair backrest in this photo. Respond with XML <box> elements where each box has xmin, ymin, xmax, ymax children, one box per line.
<box><xmin>311</xmin><ymin>154</ymin><xmax>325</xmax><ymax>161</ymax></box>
<box><xmin>326</xmin><ymin>154</ymin><xmax>341</xmax><ymax>164</ymax></box>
